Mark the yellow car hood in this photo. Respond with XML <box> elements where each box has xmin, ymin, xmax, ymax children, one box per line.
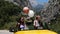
<box><xmin>14</xmin><ymin>30</ymin><xmax>57</xmax><ymax>34</ymax></box>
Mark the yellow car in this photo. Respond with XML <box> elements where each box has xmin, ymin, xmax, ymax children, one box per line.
<box><xmin>9</xmin><ymin>22</ymin><xmax>57</xmax><ymax>34</ymax></box>
<box><xmin>9</xmin><ymin>25</ymin><xmax>58</xmax><ymax>34</ymax></box>
<box><xmin>14</xmin><ymin>30</ymin><xmax>57</xmax><ymax>34</ymax></box>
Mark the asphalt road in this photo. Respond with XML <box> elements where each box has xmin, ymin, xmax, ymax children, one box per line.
<box><xmin>0</xmin><ymin>30</ymin><xmax>13</xmax><ymax>34</ymax></box>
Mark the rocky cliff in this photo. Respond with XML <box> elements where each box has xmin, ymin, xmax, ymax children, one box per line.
<box><xmin>40</xmin><ymin>0</ymin><xmax>60</xmax><ymax>22</ymax></box>
<box><xmin>5</xmin><ymin>0</ymin><xmax>32</xmax><ymax>9</ymax></box>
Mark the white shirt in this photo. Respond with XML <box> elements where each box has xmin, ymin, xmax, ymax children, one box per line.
<box><xmin>33</xmin><ymin>20</ymin><xmax>39</xmax><ymax>27</ymax></box>
<box><xmin>20</xmin><ymin>25</ymin><xmax>24</xmax><ymax>28</ymax></box>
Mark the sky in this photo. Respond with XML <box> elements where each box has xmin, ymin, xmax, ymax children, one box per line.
<box><xmin>36</xmin><ymin>0</ymin><xmax>49</xmax><ymax>4</ymax></box>
<box><xmin>29</xmin><ymin>0</ymin><xmax>49</xmax><ymax>7</ymax></box>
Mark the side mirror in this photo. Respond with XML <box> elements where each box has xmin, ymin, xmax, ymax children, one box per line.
<box><xmin>9</xmin><ymin>27</ymin><xmax>17</xmax><ymax>32</ymax></box>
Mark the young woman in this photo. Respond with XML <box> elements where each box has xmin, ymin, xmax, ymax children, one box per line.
<box><xmin>33</xmin><ymin>17</ymin><xmax>40</xmax><ymax>30</ymax></box>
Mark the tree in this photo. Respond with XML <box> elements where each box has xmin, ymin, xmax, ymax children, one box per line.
<box><xmin>46</xmin><ymin>0</ymin><xmax>60</xmax><ymax>34</ymax></box>
<box><xmin>0</xmin><ymin>0</ymin><xmax>22</xmax><ymax>29</ymax></box>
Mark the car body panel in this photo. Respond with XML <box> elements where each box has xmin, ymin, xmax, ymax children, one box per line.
<box><xmin>14</xmin><ymin>30</ymin><xmax>57</xmax><ymax>34</ymax></box>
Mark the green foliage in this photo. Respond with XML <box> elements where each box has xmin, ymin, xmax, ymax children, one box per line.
<box><xmin>50</xmin><ymin>14</ymin><xmax>60</xmax><ymax>34</ymax></box>
<box><xmin>0</xmin><ymin>0</ymin><xmax>22</xmax><ymax>29</ymax></box>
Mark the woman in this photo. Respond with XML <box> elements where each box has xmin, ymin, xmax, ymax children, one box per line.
<box><xmin>33</xmin><ymin>17</ymin><xmax>40</xmax><ymax>30</ymax></box>
<box><xmin>17</xmin><ymin>17</ymin><xmax>25</xmax><ymax>30</ymax></box>
<box><xmin>19</xmin><ymin>17</ymin><xmax>25</xmax><ymax>30</ymax></box>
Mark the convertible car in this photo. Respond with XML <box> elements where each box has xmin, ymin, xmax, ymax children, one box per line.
<box><xmin>9</xmin><ymin>24</ymin><xmax>57</xmax><ymax>34</ymax></box>
<box><xmin>9</xmin><ymin>20</ymin><xmax>57</xmax><ymax>34</ymax></box>
<box><xmin>14</xmin><ymin>30</ymin><xmax>57</xmax><ymax>34</ymax></box>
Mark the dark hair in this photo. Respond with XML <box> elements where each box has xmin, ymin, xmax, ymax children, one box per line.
<box><xmin>36</xmin><ymin>17</ymin><xmax>38</xmax><ymax>20</ymax></box>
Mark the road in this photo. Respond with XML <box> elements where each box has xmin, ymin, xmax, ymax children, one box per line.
<box><xmin>0</xmin><ymin>30</ymin><xmax>13</xmax><ymax>34</ymax></box>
